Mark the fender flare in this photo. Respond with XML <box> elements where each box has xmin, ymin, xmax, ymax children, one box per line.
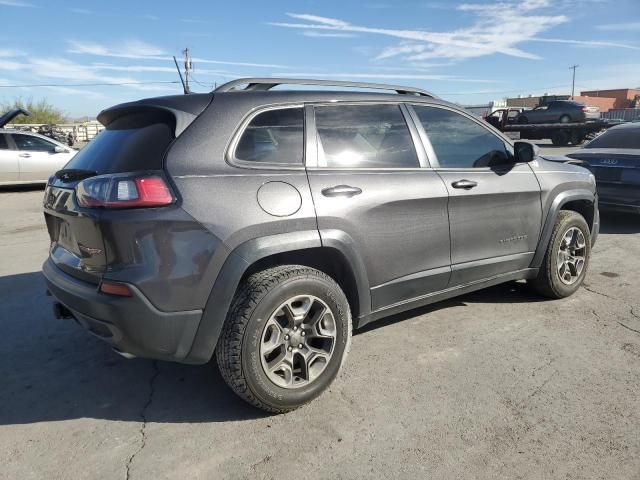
<box><xmin>184</xmin><ymin>229</ymin><xmax>371</xmax><ymax>364</ymax></box>
<box><xmin>530</xmin><ymin>189</ymin><xmax>596</xmax><ymax>268</ymax></box>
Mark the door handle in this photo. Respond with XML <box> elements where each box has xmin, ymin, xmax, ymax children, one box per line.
<box><xmin>321</xmin><ymin>185</ymin><xmax>362</xmax><ymax>198</ymax></box>
<box><xmin>451</xmin><ymin>179</ymin><xmax>478</xmax><ymax>190</ymax></box>
<box><xmin>19</xmin><ymin>153</ymin><xmax>31</xmax><ymax>158</ymax></box>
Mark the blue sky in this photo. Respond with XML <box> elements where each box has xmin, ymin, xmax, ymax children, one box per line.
<box><xmin>0</xmin><ymin>0</ymin><xmax>639</xmax><ymax>117</ymax></box>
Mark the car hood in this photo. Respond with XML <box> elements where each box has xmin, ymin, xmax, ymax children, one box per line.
<box><xmin>0</xmin><ymin>108</ymin><xmax>31</xmax><ymax>128</ymax></box>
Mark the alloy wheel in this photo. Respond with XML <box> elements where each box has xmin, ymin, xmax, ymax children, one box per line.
<box><xmin>259</xmin><ymin>295</ymin><xmax>337</xmax><ymax>389</ymax></box>
<box><xmin>556</xmin><ymin>226</ymin><xmax>587</xmax><ymax>285</ymax></box>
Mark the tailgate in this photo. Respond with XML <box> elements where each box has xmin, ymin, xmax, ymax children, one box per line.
<box><xmin>44</xmin><ymin>184</ymin><xmax>107</xmax><ymax>283</ymax></box>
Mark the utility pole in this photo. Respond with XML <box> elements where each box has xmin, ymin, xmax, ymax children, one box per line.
<box><xmin>183</xmin><ymin>48</ymin><xmax>192</xmax><ymax>93</ymax></box>
<box><xmin>569</xmin><ymin>64</ymin><xmax>579</xmax><ymax>98</ymax></box>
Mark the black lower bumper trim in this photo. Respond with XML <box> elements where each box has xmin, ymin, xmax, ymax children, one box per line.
<box><xmin>42</xmin><ymin>258</ymin><xmax>204</xmax><ymax>363</ymax></box>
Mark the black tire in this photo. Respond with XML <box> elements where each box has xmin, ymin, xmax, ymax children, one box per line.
<box><xmin>551</xmin><ymin>130</ymin><xmax>570</xmax><ymax>146</ymax></box>
<box><xmin>216</xmin><ymin>265</ymin><xmax>352</xmax><ymax>413</ymax></box>
<box><xmin>529</xmin><ymin>210</ymin><xmax>591</xmax><ymax>299</ymax></box>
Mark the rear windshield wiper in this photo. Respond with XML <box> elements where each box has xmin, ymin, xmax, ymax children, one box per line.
<box><xmin>54</xmin><ymin>169</ymin><xmax>98</xmax><ymax>183</ymax></box>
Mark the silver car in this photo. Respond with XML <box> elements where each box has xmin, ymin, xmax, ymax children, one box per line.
<box><xmin>0</xmin><ymin>109</ymin><xmax>76</xmax><ymax>186</ymax></box>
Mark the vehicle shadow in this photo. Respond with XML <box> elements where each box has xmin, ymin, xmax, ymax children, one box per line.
<box><xmin>356</xmin><ymin>280</ymin><xmax>542</xmax><ymax>335</ymax></box>
<box><xmin>0</xmin><ymin>272</ymin><xmax>560</xmax><ymax>427</ymax></box>
<box><xmin>0</xmin><ymin>271</ymin><xmax>266</xmax><ymax>426</ymax></box>
<box><xmin>599</xmin><ymin>211</ymin><xmax>640</xmax><ymax>234</ymax></box>
<box><xmin>0</xmin><ymin>184</ymin><xmax>45</xmax><ymax>193</ymax></box>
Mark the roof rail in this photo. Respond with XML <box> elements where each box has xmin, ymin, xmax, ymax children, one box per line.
<box><xmin>213</xmin><ymin>77</ymin><xmax>436</xmax><ymax>98</ymax></box>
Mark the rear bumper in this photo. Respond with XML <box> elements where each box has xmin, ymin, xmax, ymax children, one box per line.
<box><xmin>42</xmin><ymin>258</ymin><xmax>204</xmax><ymax>363</ymax></box>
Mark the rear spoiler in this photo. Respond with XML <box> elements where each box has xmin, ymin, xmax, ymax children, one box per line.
<box><xmin>97</xmin><ymin>93</ymin><xmax>213</xmax><ymax>137</ymax></box>
<box><xmin>0</xmin><ymin>108</ymin><xmax>31</xmax><ymax>128</ymax></box>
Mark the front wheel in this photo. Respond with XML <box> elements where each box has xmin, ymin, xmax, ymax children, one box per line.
<box><xmin>529</xmin><ymin>210</ymin><xmax>591</xmax><ymax>298</ymax></box>
<box><xmin>216</xmin><ymin>265</ymin><xmax>352</xmax><ymax>413</ymax></box>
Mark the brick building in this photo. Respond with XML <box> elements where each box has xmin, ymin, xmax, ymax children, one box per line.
<box><xmin>580</xmin><ymin>88</ymin><xmax>640</xmax><ymax>109</ymax></box>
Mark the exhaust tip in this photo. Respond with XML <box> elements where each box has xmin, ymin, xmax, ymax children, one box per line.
<box><xmin>52</xmin><ymin>302</ymin><xmax>72</xmax><ymax>320</ymax></box>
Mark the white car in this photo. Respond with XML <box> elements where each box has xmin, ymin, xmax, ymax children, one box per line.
<box><xmin>0</xmin><ymin>109</ymin><xmax>77</xmax><ymax>186</ymax></box>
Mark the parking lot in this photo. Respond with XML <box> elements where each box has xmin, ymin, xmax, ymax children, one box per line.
<box><xmin>1</xmin><ymin>179</ymin><xmax>639</xmax><ymax>479</ymax></box>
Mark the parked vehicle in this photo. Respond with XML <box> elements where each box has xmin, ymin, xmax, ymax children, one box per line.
<box><xmin>0</xmin><ymin>109</ymin><xmax>77</xmax><ymax>186</ymax></box>
<box><xmin>565</xmin><ymin>123</ymin><xmax>640</xmax><ymax>213</ymax></box>
<box><xmin>488</xmin><ymin>106</ymin><xmax>610</xmax><ymax>146</ymax></box>
<box><xmin>484</xmin><ymin>107</ymin><xmax>526</xmax><ymax>129</ymax></box>
<box><xmin>515</xmin><ymin>100</ymin><xmax>600</xmax><ymax>125</ymax></box>
<box><xmin>42</xmin><ymin>78</ymin><xmax>599</xmax><ymax>413</ymax></box>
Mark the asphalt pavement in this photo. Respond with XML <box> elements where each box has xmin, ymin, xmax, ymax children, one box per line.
<box><xmin>1</xmin><ymin>180</ymin><xmax>639</xmax><ymax>479</ymax></box>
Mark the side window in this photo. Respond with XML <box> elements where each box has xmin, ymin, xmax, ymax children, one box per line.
<box><xmin>413</xmin><ymin>106</ymin><xmax>510</xmax><ymax>168</ymax></box>
<box><xmin>235</xmin><ymin>107</ymin><xmax>303</xmax><ymax>164</ymax></box>
<box><xmin>314</xmin><ymin>104</ymin><xmax>419</xmax><ymax>168</ymax></box>
<box><xmin>12</xmin><ymin>134</ymin><xmax>55</xmax><ymax>152</ymax></box>
<box><xmin>0</xmin><ymin>134</ymin><xmax>8</xmax><ymax>150</ymax></box>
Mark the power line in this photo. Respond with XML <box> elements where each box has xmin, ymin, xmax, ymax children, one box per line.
<box><xmin>0</xmin><ymin>80</ymin><xmax>180</xmax><ymax>88</ymax></box>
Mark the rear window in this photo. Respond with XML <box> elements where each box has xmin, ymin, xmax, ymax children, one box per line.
<box><xmin>585</xmin><ymin>128</ymin><xmax>640</xmax><ymax>149</ymax></box>
<box><xmin>64</xmin><ymin>112</ymin><xmax>175</xmax><ymax>174</ymax></box>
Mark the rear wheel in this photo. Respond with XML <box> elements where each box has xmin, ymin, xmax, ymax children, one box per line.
<box><xmin>529</xmin><ymin>210</ymin><xmax>591</xmax><ymax>298</ymax></box>
<box><xmin>216</xmin><ymin>265</ymin><xmax>352</xmax><ymax>413</ymax></box>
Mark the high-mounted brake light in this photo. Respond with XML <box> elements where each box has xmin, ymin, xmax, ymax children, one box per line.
<box><xmin>76</xmin><ymin>172</ymin><xmax>174</xmax><ymax>209</ymax></box>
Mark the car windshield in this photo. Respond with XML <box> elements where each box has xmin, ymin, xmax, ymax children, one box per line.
<box><xmin>585</xmin><ymin>128</ymin><xmax>640</xmax><ymax>149</ymax></box>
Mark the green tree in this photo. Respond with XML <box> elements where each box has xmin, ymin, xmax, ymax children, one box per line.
<box><xmin>1</xmin><ymin>98</ymin><xmax>67</xmax><ymax>124</ymax></box>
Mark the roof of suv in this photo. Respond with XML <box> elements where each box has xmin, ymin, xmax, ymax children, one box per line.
<box><xmin>98</xmin><ymin>78</ymin><xmax>456</xmax><ymax>129</ymax></box>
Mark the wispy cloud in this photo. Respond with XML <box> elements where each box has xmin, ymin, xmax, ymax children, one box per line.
<box><xmin>271</xmin><ymin>2</ymin><xmax>568</xmax><ymax>61</ymax></box>
<box><xmin>596</xmin><ymin>21</ymin><xmax>640</xmax><ymax>31</ymax></box>
<box><xmin>0</xmin><ymin>0</ymin><xmax>34</xmax><ymax>7</ymax></box>
<box><xmin>530</xmin><ymin>37</ymin><xmax>640</xmax><ymax>50</ymax></box>
<box><xmin>67</xmin><ymin>39</ymin><xmax>167</xmax><ymax>59</ymax></box>
<box><xmin>66</xmin><ymin>40</ymin><xmax>291</xmax><ymax>69</ymax></box>
<box><xmin>271</xmin><ymin>1</ymin><xmax>637</xmax><ymax>63</ymax></box>
<box><xmin>68</xmin><ymin>7</ymin><xmax>91</xmax><ymax>14</ymax></box>
<box><xmin>0</xmin><ymin>48</ymin><xmax>24</xmax><ymax>57</ymax></box>
<box><xmin>302</xmin><ymin>31</ymin><xmax>357</xmax><ymax>38</ymax></box>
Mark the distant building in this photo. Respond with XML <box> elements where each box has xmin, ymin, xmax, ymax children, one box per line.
<box><xmin>579</xmin><ymin>88</ymin><xmax>640</xmax><ymax>109</ymax></box>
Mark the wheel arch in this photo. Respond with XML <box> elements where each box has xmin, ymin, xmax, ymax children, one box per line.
<box><xmin>531</xmin><ymin>189</ymin><xmax>596</xmax><ymax>268</ymax></box>
<box><xmin>185</xmin><ymin>229</ymin><xmax>370</xmax><ymax>363</ymax></box>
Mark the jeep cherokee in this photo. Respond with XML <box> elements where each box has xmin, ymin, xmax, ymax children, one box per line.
<box><xmin>43</xmin><ymin>78</ymin><xmax>599</xmax><ymax>413</ymax></box>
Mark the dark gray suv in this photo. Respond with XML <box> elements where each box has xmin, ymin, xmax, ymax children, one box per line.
<box><xmin>43</xmin><ymin>78</ymin><xmax>599</xmax><ymax>413</ymax></box>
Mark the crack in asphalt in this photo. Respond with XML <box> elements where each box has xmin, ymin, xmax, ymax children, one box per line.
<box><xmin>582</xmin><ymin>284</ymin><xmax>616</xmax><ymax>300</ymax></box>
<box><xmin>125</xmin><ymin>361</ymin><xmax>159</xmax><ymax>480</ymax></box>
<box><xmin>583</xmin><ymin>285</ymin><xmax>640</xmax><ymax>335</ymax></box>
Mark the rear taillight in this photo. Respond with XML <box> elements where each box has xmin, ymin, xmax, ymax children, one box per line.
<box><xmin>76</xmin><ymin>172</ymin><xmax>174</xmax><ymax>209</ymax></box>
<box><xmin>582</xmin><ymin>107</ymin><xmax>589</xmax><ymax>112</ymax></box>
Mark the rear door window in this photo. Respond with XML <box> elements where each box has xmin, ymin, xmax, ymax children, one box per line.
<box><xmin>235</xmin><ymin>107</ymin><xmax>304</xmax><ymax>165</ymax></box>
<box><xmin>0</xmin><ymin>134</ymin><xmax>8</xmax><ymax>150</ymax></box>
<box><xmin>413</xmin><ymin>105</ymin><xmax>510</xmax><ymax>168</ymax></box>
<box><xmin>314</xmin><ymin>104</ymin><xmax>419</xmax><ymax>168</ymax></box>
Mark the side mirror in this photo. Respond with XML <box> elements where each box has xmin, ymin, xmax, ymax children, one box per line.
<box><xmin>53</xmin><ymin>145</ymin><xmax>68</xmax><ymax>154</ymax></box>
<box><xmin>514</xmin><ymin>141</ymin><xmax>539</xmax><ymax>163</ymax></box>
